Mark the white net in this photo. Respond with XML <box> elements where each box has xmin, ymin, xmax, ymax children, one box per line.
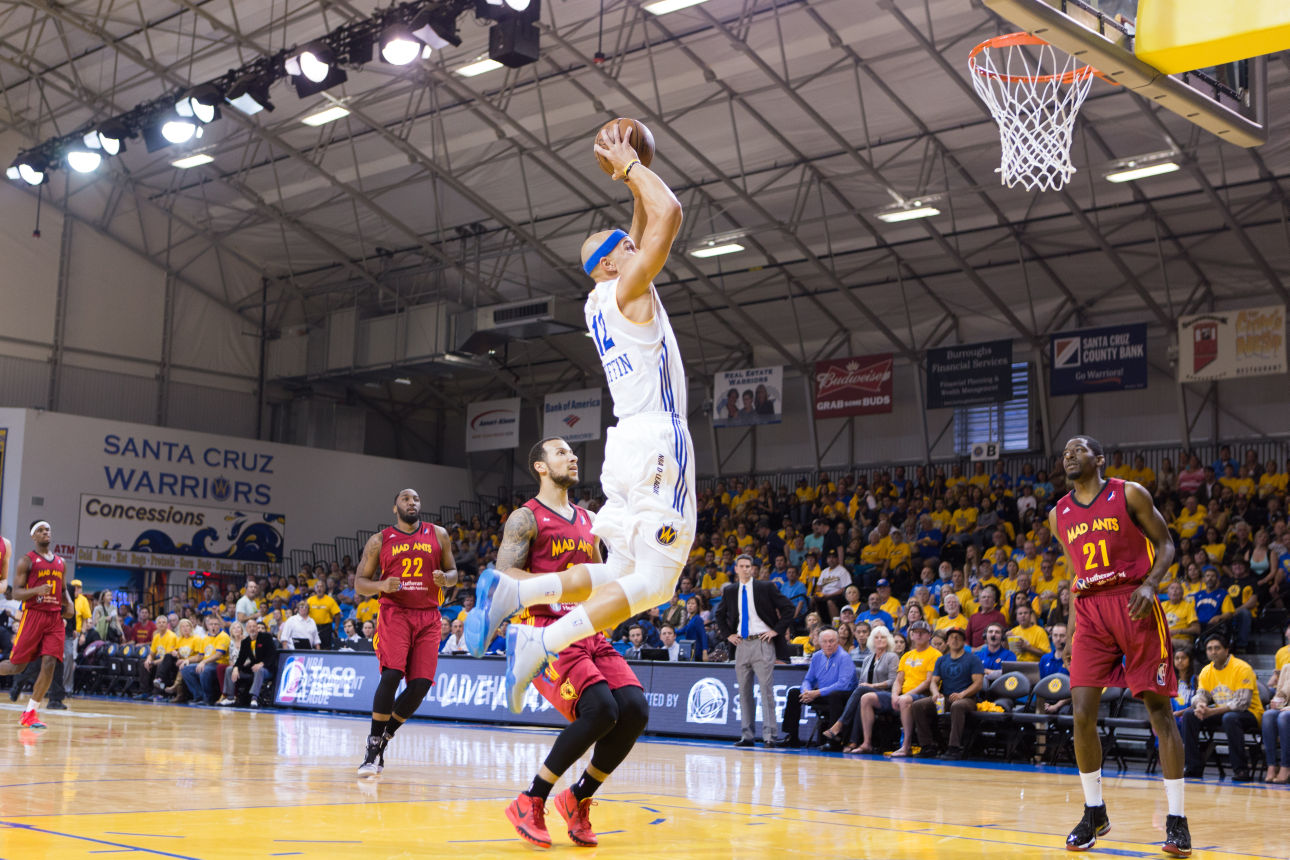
<box><xmin>969</xmin><ymin>34</ymin><xmax>1097</xmax><ymax>192</ymax></box>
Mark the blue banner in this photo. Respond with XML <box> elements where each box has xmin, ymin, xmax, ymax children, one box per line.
<box><xmin>273</xmin><ymin>651</ymin><xmax>815</xmax><ymax>740</ymax></box>
<box><xmin>925</xmin><ymin>339</ymin><xmax>1013</xmax><ymax>408</ymax></box>
<box><xmin>1049</xmin><ymin>323</ymin><xmax>1148</xmax><ymax>395</ymax></box>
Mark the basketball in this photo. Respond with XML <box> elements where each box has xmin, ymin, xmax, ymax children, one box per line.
<box><xmin>595</xmin><ymin>117</ymin><xmax>655</xmax><ymax>176</ymax></box>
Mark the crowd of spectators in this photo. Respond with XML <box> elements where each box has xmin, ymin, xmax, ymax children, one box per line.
<box><xmin>3</xmin><ymin>443</ymin><xmax>1286</xmax><ymax>775</ymax></box>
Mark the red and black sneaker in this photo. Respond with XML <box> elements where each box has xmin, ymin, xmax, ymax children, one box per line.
<box><xmin>18</xmin><ymin>710</ymin><xmax>46</xmax><ymax>730</ymax></box>
<box><xmin>553</xmin><ymin>788</ymin><xmax>598</xmax><ymax>847</ymax></box>
<box><xmin>505</xmin><ymin>793</ymin><xmax>552</xmax><ymax>849</ymax></box>
<box><xmin>1162</xmin><ymin>814</ymin><xmax>1192</xmax><ymax>857</ymax></box>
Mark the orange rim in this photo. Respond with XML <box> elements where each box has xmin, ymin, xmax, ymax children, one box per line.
<box><xmin>969</xmin><ymin>32</ymin><xmax>1113</xmax><ymax>85</ymax></box>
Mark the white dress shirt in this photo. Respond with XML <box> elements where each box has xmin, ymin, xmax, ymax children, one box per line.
<box><xmin>738</xmin><ymin>580</ymin><xmax>772</xmax><ymax>636</ymax></box>
<box><xmin>441</xmin><ymin>633</ymin><xmax>468</xmax><ymax>654</ymax></box>
<box><xmin>278</xmin><ymin>615</ymin><xmax>320</xmax><ymax>648</ymax></box>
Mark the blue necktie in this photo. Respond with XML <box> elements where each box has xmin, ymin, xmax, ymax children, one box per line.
<box><xmin>741</xmin><ymin>585</ymin><xmax>750</xmax><ymax>638</ymax></box>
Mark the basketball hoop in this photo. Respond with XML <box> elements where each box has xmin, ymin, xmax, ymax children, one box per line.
<box><xmin>968</xmin><ymin>33</ymin><xmax>1112</xmax><ymax>192</ymax></box>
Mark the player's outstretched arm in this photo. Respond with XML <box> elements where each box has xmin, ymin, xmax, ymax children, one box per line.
<box><xmin>495</xmin><ymin>506</ymin><xmax>536</xmax><ymax>573</ymax></box>
<box><xmin>355</xmin><ymin>534</ymin><xmax>396</xmax><ymax>596</ymax></box>
<box><xmin>594</xmin><ymin>124</ymin><xmax>681</xmax><ymax>308</ymax></box>
<box><xmin>1124</xmin><ymin>482</ymin><xmax>1176</xmax><ymax>620</ymax></box>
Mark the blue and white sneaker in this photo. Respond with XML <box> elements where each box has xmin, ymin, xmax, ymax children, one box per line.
<box><xmin>464</xmin><ymin>567</ymin><xmax>520</xmax><ymax>658</ymax></box>
<box><xmin>504</xmin><ymin>624</ymin><xmax>554</xmax><ymax>714</ymax></box>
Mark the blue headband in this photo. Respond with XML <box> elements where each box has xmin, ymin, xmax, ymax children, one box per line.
<box><xmin>582</xmin><ymin>229</ymin><xmax>627</xmax><ymax>276</ymax></box>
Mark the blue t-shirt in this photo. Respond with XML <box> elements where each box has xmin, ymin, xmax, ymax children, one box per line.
<box><xmin>1192</xmin><ymin>587</ymin><xmax>1228</xmax><ymax>626</ymax></box>
<box><xmin>1038</xmin><ymin>651</ymin><xmax>1069</xmax><ymax>678</ymax></box>
<box><xmin>934</xmin><ymin>651</ymin><xmax>985</xmax><ymax>696</ymax></box>
<box><xmin>976</xmin><ymin>645</ymin><xmax>1016</xmax><ymax>672</ymax></box>
<box><xmin>777</xmin><ymin>580</ymin><xmax>808</xmax><ymax>607</ymax></box>
<box><xmin>916</xmin><ymin>528</ymin><xmax>944</xmax><ymax>559</ymax></box>
<box><xmin>856</xmin><ymin>609</ymin><xmax>893</xmax><ymax>629</ymax></box>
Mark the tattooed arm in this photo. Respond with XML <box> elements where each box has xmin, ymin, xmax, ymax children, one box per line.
<box><xmin>496</xmin><ymin>506</ymin><xmax>537</xmax><ymax>572</ymax></box>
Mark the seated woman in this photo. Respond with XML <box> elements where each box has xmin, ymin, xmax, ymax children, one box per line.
<box><xmin>818</xmin><ymin>626</ymin><xmax>899</xmax><ymax>752</ymax></box>
<box><xmin>1263</xmin><ymin>622</ymin><xmax>1290</xmax><ymax>784</ymax></box>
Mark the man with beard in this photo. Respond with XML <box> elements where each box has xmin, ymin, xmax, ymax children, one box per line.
<box><xmin>354</xmin><ymin>489</ymin><xmax>457</xmax><ymax>777</ymax></box>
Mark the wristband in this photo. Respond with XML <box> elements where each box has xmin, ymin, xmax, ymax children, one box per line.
<box><xmin>618</xmin><ymin>159</ymin><xmax>640</xmax><ymax>181</ymax></box>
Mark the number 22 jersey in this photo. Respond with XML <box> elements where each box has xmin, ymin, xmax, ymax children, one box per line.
<box><xmin>378</xmin><ymin>523</ymin><xmax>442</xmax><ymax>610</ymax></box>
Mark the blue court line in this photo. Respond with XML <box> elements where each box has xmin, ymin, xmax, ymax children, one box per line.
<box><xmin>269</xmin><ymin>854</ymin><xmax>303</xmax><ymax>857</ymax></box>
<box><xmin>639</xmin><ymin>806</ymin><xmax>659</xmax><ymax>813</ymax></box>
<box><xmin>649</xmin><ymin>817</ymin><xmax>665</xmax><ymax>825</ymax></box>
<box><xmin>446</xmin><ymin>838</ymin><xmax>523</xmax><ymax>844</ymax></box>
<box><xmin>105</xmin><ymin>832</ymin><xmax>184</xmax><ymax>838</ymax></box>
<box><xmin>0</xmin><ymin>821</ymin><xmax>202</xmax><ymax>860</ymax></box>
<box><xmin>272</xmin><ymin>839</ymin><xmax>362</xmax><ymax>844</ymax></box>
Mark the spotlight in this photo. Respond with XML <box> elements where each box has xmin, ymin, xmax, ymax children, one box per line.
<box><xmin>476</xmin><ymin>0</ymin><xmax>541</xmax><ymax>68</ymax></box>
<box><xmin>93</xmin><ymin>120</ymin><xmax>130</xmax><ymax>155</ymax></box>
<box><xmin>379</xmin><ymin>24</ymin><xmax>422</xmax><ymax>65</ymax></box>
<box><xmin>5</xmin><ymin>165</ymin><xmax>19</xmax><ymax>181</ymax></box>
<box><xmin>410</xmin><ymin>8</ymin><xmax>462</xmax><ymax>49</ymax></box>
<box><xmin>227</xmin><ymin>73</ymin><xmax>275</xmax><ymax>115</ymax></box>
<box><xmin>65</xmin><ymin>146</ymin><xmax>102</xmax><ymax>174</ymax></box>
<box><xmin>287</xmin><ymin>42</ymin><xmax>336</xmax><ymax>84</ymax></box>
<box><xmin>144</xmin><ymin>111</ymin><xmax>203</xmax><ymax>152</ymax></box>
<box><xmin>176</xmin><ymin>94</ymin><xmax>218</xmax><ymax>124</ymax></box>
<box><xmin>163</xmin><ymin>117</ymin><xmax>199</xmax><ymax>144</ymax></box>
<box><xmin>15</xmin><ymin>157</ymin><xmax>47</xmax><ymax>186</ymax></box>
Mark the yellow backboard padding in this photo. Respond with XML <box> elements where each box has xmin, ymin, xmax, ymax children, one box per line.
<box><xmin>1135</xmin><ymin>0</ymin><xmax>1290</xmax><ymax>73</ymax></box>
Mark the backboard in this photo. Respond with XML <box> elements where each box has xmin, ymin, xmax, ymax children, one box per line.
<box><xmin>983</xmin><ymin>0</ymin><xmax>1268</xmax><ymax>147</ymax></box>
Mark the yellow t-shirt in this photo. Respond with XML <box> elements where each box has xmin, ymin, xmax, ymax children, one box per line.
<box><xmin>1162</xmin><ymin>599</ymin><xmax>1198</xmax><ymax>642</ymax></box>
<box><xmin>984</xmin><ymin>545</ymin><xmax>1014</xmax><ymax>566</ymax></box>
<box><xmin>860</xmin><ymin>544</ymin><xmax>888</xmax><ymax>567</ymax></box>
<box><xmin>886</xmin><ymin>543</ymin><xmax>913</xmax><ymax>571</ymax></box>
<box><xmin>1199</xmin><ymin>657</ymin><xmax>1262</xmax><ymax>720</ymax></box>
<box><xmin>1127</xmin><ymin>466</ymin><xmax>1156</xmax><ymax>486</ymax></box>
<box><xmin>1006</xmin><ymin>623</ymin><xmax>1051</xmax><ymax>662</ymax></box>
<box><xmin>150</xmin><ymin>629</ymin><xmax>179</xmax><ymax>657</ymax></box>
<box><xmin>918</xmin><ymin>603</ymin><xmax>939</xmax><ymax>624</ymax></box>
<box><xmin>935</xmin><ymin>613</ymin><xmax>968</xmax><ymax>632</ymax></box>
<box><xmin>1275</xmin><ymin>645</ymin><xmax>1290</xmax><ymax>673</ymax></box>
<box><xmin>701</xmin><ymin>571</ymin><xmax>728</xmax><ymax>594</ymax></box>
<box><xmin>174</xmin><ymin>634</ymin><xmax>202</xmax><ymax>659</ymax></box>
<box><xmin>1258</xmin><ymin>472</ymin><xmax>1288</xmax><ymax>497</ymax></box>
<box><xmin>969</xmin><ymin>474</ymin><xmax>990</xmax><ymax>489</ymax></box>
<box><xmin>898</xmin><ymin>646</ymin><xmax>941</xmax><ymax>694</ymax></box>
<box><xmin>955</xmin><ymin>587</ymin><xmax>978</xmax><ymax>616</ymax></box>
<box><xmin>930</xmin><ymin>510</ymin><xmax>953</xmax><ymax>532</ymax></box>
<box><xmin>74</xmin><ymin>594</ymin><xmax>93</xmax><ymax>634</ymax></box>
<box><xmin>356</xmin><ymin>598</ymin><xmax>380</xmax><ymax>624</ymax></box>
<box><xmin>1017</xmin><ymin>555</ymin><xmax>1042</xmax><ymax>579</ymax></box>
<box><xmin>880</xmin><ymin>595</ymin><xmax>902</xmax><ymax>618</ymax></box>
<box><xmin>1182</xmin><ymin>579</ymin><xmax>1204</xmax><ymax>598</ymax></box>
<box><xmin>1203</xmin><ymin>543</ymin><xmax>1227</xmax><ymax>564</ymax></box>
<box><xmin>945</xmin><ymin>475</ymin><xmax>966</xmax><ymax>488</ymax></box>
<box><xmin>1105</xmin><ymin>464</ymin><xmax>1131</xmax><ymax>479</ymax></box>
<box><xmin>307</xmin><ymin>594</ymin><xmax>340</xmax><ymax>626</ymax></box>
<box><xmin>270</xmin><ymin>588</ymin><xmax>291</xmax><ymax>603</ymax></box>
<box><xmin>1173</xmin><ymin>507</ymin><xmax>1207</xmax><ymax>539</ymax></box>
<box><xmin>951</xmin><ymin>507</ymin><xmax>978</xmax><ymax>533</ymax></box>
<box><xmin>735</xmin><ymin>534</ymin><xmax>755</xmax><ymax>550</ymax></box>
<box><xmin>201</xmin><ymin>630</ymin><xmax>232</xmax><ymax>665</ymax></box>
<box><xmin>795</xmin><ymin>485</ymin><xmax>817</xmax><ymax>503</ymax></box>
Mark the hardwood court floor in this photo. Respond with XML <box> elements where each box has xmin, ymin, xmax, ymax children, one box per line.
<box><xmin>1</xmin><ymin>699</ymin><xmax>1286</xmax><ymax>859</ymax></box>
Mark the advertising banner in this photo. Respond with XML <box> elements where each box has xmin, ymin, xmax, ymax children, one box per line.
<box><xmin>812</xmin><ymin>354</ymin><xmax>893</xmax><ymax>418</ymax></box>
<box><xmin>542</xmin><ymin>388</ymin><xmax>602</xmax><ymax>444</ymax></box>
<box><xmin>713</xmin><ymin>366</ymin><xmax>783</xmax><ymax>427</ymax></box>
<box><xmin>75</xmin><ymin>493</ymin><xmax>285</xmax><ymax>576</ymax></box>
<box><xmin>1178</xmin><ymin>305</ymin><xmax>1286</xmax><ymax>383</ymax></box>
<box><xmin>926</xmin><ymin>339</ymin><xmax>1013</xmax><ymax>408</ymax></box>
<box><xmin>1049</xmin><ymin>323</ymin><xmax>1148</xmax><ymax>395</ymax></box>
<box><xmin>465</xmin><ymin>397</ymin><xmax>522</xmax><ymax>452</ymax></box>
<box><xmin>273</xmin><ymin>652</ymin><xmax>815</xmax><ymax>740</ymax></box>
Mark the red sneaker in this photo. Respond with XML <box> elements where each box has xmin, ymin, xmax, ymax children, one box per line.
<box><xmin>553</xmin><ymin>788</ymin><xmax>598</xmax><ymax>847</ymax></box>
<box><xmin>505</xmin><ymin>793</ymin><xmax>551</xmax><ymax>849</ymax></box>
<box><xmin>19</xmin><ymin>710</ymin><xmax>46</xmax><ymax>730</ymax></box>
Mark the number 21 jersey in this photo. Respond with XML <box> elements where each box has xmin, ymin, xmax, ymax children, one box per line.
<box><xmin>1054</xmin><ymin>477</ymin><xmax>1153</xmax><ymax>596</ymax></box>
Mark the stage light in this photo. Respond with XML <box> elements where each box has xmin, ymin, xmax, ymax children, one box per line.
<box><xmin>16</xmin><ymin>160</ymin><xmax>46</xmax><ymax>185</ymax></box>
<box><xmin>287</xmin><ymin>53</ymin><xmax>348</xmax><ymax>98</ymax></box>
<box><xmin>410</xmin><ymin>8</ymin><xmax>462</xmax><ymax>49</ymax></box>
<box><xmin>476</xmin><ymin>0</ymin><xmax>540</xmax><ymax>68</ymax></box>
<box><xmin>301</xmin><ymin>105</ymin><xmax>350</xmax><ymax>126</ymax></box>
<box><xmin>380</xmin><ymin>24</ymin><xmax>422</xmax><ymax>65</ymax></box>
<box><xmin>85</xmin><ymin>121</ymin><xmax>127</xmax><ymax>156</ymax></box>
<box><xmin>227</xmin><ymin>73</ymin><xmax>275</xmax><ymax>115</ymax></box>
<box><xmin>162</xmin><ymin>117</ymin><xmax>199</xmax><ymax>144</ymax></box>
<box><xmin>172</xmin><ymin>153</ymin><xmax>215</xmax><ymax>169</ymax></box>
<box><xmin>455</xmin><ymin>57</ymin><xmax>504</xmax><ymax>77</ymax></box>
<box><xmin>65</xmin><ymin>147</ymin><xmax>102</xmax><ymax>174</ymax></box>
<box><xmin>287</xmin><ymin>42</ymin><xmax>336</xmax><ymax>83</ymax></box>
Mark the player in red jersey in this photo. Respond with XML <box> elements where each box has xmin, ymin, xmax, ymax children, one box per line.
<box><xmin>353</xmin><ymin>489</ymin><xmax>457</xmax><ymax>777</ymax></box>
<box><xmin>0</xmin><ymin>522</ymin><xmax>74</xmax><ymax>729</ymax></box>
<box><xmin>1051</xmin><ymin>437</ymin><xmax>1190</xmax><ymax>856</ymax></box>
<box><xmin>497</xmin><ymin>437</ymin><xmax>648</xmax><ymax>849</ymax></box>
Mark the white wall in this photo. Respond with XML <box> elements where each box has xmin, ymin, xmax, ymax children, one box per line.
<box><xmin>0</xmin><ymin>409</ymin><xmax>472</xmax><ymax>576</ymax></box>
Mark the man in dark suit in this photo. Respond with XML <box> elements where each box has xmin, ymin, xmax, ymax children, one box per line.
<box><xmin>718</xmin><ymin>554</ymin><xmax>795</xmax><ymax>747</ymax></box>
<box><xmin>230</xmin><ymin>618</ymin><xmax>277</xmax><ymax>707</ymax></box>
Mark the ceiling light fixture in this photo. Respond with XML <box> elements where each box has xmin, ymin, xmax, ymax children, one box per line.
<box><xmin>690</xmin><ymin>242</ymin><xmax>745</xmax><ymax>258</ymax></box>
<box><xmin>876</xmin><ymin>198</ymin><xmax>942</xmax><ymax>223</ymax></box>
<box><xmin>379</xmin><ymin>24</ymin><xmax>423</xmax><ymax>65</ymax></box>
<box><xmin>226</xmin><ymin>73</ymin><xmax>274</xmax><ymax>115</ymax></box>
<box><xmin>1104</xmin><ymin>152</ymin><xmax>1181</xmax><ymax>183</ymax></box>
<box><xmin>410</xmin><ymin>8</ymin><xmax>462</xmax><ymax>50</ymax></box>
<box><xmin>172</xmin><ymin>153</ymin><xmax>215</xmax><ymax>169</ymax></box>
<box><xmin>65</xmin><ymin>147</ymin><xmax>102</xmax><ymax>174</ymax></box>
<box><xmin>301</xmin><ymin>105</ymin><xmax>350</xmax><ymax>127</ymax></box>
<box><xmin>643</xmin><ymin>0</ymin><xmax>711</xmax><ymax>14</ymax></box>
<box><xmin>455</xmin><ymin>57</ymin><xmax>504</xmax><ymax>77</ymax></box>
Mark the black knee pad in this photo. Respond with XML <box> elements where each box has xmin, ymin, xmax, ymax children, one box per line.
<box><xmin>574</xmin><ymin>681</ymin><xmax>620</xmax><ymax>729</ymax></box>
<box><xmin>611</xmin><ymin>685</ymin><xmax>650</xmax><ymax>734</ymax></box>
<box><xmin>372</xmin><ymin>668</ymin><xmax>403</xmax><ymax>714</ymax></box>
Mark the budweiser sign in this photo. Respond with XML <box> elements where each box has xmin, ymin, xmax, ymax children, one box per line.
<box><xmin>813</xmin><ymin>354</ymin><xmax>894</xmax><ymax>418</ymax></box>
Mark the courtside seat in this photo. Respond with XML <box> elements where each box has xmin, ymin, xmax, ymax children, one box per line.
<box><xmin>966</xmin><ymin>672</ymin><xmax>1031</xmax><ymax>760</ymax></box>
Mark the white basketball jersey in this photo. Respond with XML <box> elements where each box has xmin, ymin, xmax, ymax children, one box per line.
<box><xmin>584</xmin><ymin>278</ymin><xmax>687</xmax><ymax>420</ymax></box>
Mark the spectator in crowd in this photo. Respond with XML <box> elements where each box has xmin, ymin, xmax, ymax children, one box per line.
<box><xmin>136</xmin><ymin>615</ymin><xmax>176</xmax><ymax>698</ymax></box>
<box><xmin>236</xmin><ymin>582</ymin><xmax>261</xmax><ymax>624</ymax></box>
<box><xmin>822</xmin><ymin>625</ymin><xmax>898</xmax><ymax>753</ymax></box>
<box><xmin>358</xmin><ymin>620</ymin><xmax>376</xmax><ymax>650</ymax></box>
<box><xmin>1038</xmin><ymin>624</ymin><xmax>1069</xmax><ymax>678</ymax></box>
<box><xmin>214</xmin><ymin>621</ymin><xmax>246</xmax><ymax>706</ymax></box>
<box><xmin>126</xmin><ymin>606</ymin><xmax>156</xmax><ymax>645</ymax></box>
<box><xmin>181</xmin><ymin>614</ymin><xmax>230</xmax><ymax>705</ymax></box>
<box><xmin>778</xmin><ymin>566</ymin><xmax>809</xmax><ymax>624</ymax></box>
<box><xmin>935</xmin><ymin>592</ymin><xmax>968</xmax><ymax>634</ymax></box>
<box><xmin>440</xmin><ymin>617</ymin><xmax>467</xmax><ymax>654</ymax></box>
<box><xmin>280</xmin><ymin>600</ymin><xmax>321</xmax><ymax>650</ymax></box>
<box><xmin>813</xmin><ymin>550</ymin><xmax>851</xmax><ymax>622</ymax></box>
<box><xmin>976</xmin><ymin>623</ymin><xmax>1016</xmax><ymax>679</ymax></box>
<box><xmin>911</xmin><ymin>627</ymin><xmax>984</xmax><ymax>760</ymax></box>
<box><xmin>1181</xmin><ymin>634</ymin><xmax>1261</xmax><ymax>780</ymax></box>
<box><xmin>1161</xmin><ymin>581</ymin><xmax>1201</xmax><ymax>651</ymax></box>
<box><xmin>1193</xmin><ymin>566</ymin><xmax>1242</xmax><ymax>651</ymax></box>
<box><xmin>780</xmin><ymin>628</ymin><xmax>856</xmax><ymax>747</ymax></box>
<box><xmin>226</xmin><ymin>618</ymin><xmax>276</xmax><ymax>707</ymax></box>
<box><xmin>623</xmin><ymin>626</ymin><xmax>645</xmax><ymax>660</ymax></box>
<box><xmin>659</xmin><ymin>625</ymin><xmax>681</xmax><ymax>661</ymax></box>
<box><xmin>966</xmin><ymin>584</ymin><xmax>1006</xmax><ymax>647</ymax></box>
<box><xmin>1261</xmin><ymin>622</ymin><xmax>1290</xmax><ymax>783</ymax></box>
<box><xmin>676</xmin><ymin>595</ymin><xmax>710</xmax><ymax>661</ymax></box>
<box><xmin>90</xmin><ymin>590</ymin><xmax>125</xmax><ymax>644</ymax></box>
<box><xmin>880</xmin><ymin>621</ymin><xmax>941</xmax><ymax>758</ymax></box>
<box><xmin>1006</xmin><ymin>604</ymin><xmax>1050</xmax><ymax>663</ymax></box>
<box><xmin>305</xmin><ymin>580</ymin><xmax>340</xmax><ymax>649</ymax></box>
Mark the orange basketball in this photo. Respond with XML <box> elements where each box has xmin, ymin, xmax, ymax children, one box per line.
<box><xmin>595</xmin><ymin>117</ymin><xmax>655</xmax><ymax>176</ymax></box>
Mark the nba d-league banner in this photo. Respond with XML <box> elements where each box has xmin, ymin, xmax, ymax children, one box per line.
<box><xmin>465</xmin><ymin>397</ymin><xmax>521</xmax><ymax>452</ymax></box>
<box><xmin>273</xmin><ymin>651</ymin><xmax>815</xmax><ymax>740</ymax></box>
<box><xmin>713</xmin><ymin>366</ymin><xmax>783</xmax><ymax>427</ymax></box>
<box><xmin>542</xmin><ymin>388</ymin><xmax>602</xmax><ymax>444</ymax></box>
<box><xmin>1178</xmin><ymin>305</ymin><xmax>1286</xmax><ymax>383</ymax></box>
<box><xmin>1049</xmin><ymin>323</ymin><xmax>1147</xmax><ymax>395</ymax></box>
<box><xmin>812</xmin><ymin>354</ymin><xmax>893</xmax><ymax>418</ymax></box>
<box><xmin>925</xmin><ymin>339</ymin><xmax>1013</xmax><ymax>408</ymax></box>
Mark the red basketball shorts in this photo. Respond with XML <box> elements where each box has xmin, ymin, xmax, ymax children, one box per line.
<box><xmin>1070</xmin><ymin>587</ymin><xmax>1176</xmax><ymax>698</ymax></box>
<box><xmin>530</xmin><ymin>617</ymin><xmax>641</xmax><ymax>722</ymax></box>
<box><xmin>10</xmin><ymin>609</ymin><xmax>64</xmax><ymax>665</ymax></box>
<box><xmin>374</xmin><ymin>604</ymin><xmax>441</xmax><ymax>682</ymax></box>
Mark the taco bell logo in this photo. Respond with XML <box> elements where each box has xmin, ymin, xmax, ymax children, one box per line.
<box><xmin>278</xmin><ymin>656</ymin><xmax>308</xmax><ymax>703</ymax></box>
<box><xmin>687</xmin><ymin>677</ymin><xmax>729</xmax><ymax>724</ymax></box>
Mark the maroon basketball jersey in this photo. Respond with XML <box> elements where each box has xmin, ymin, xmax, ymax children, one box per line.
<box><xmin>521</xmin><ymin>498</ymin><xmax>596</xmax><ymax>620</ymax></box>
<box><xmin>377</xmin><ymin>523</ymin><xmax>443</xmax><ymax>610</ymax></box>
<box><xmin>24</xmin><ymin>551</ymin><xmax>66</xmax><ymax>613</ymax></box>
<box><xmin>1054</xmin><ymin>478</ymin><xmax>1153</xmax><ymax>597</ymax></box>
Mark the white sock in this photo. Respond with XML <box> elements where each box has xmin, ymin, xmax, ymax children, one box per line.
<box><xmin>540</xmin><ymin>606</ymin><xmax>594</xmax><ymax>654</ymax></box>
<box><xmin>585</xmin><ymin>563</ymin><xmax>618</xmax><ymax>592</ymax></box>
<box><xmin>1079</xmin><ymin>770</ymin><xmax>1103</xmax><ymax>807</ymax></box>
<box><xmin>1163</xmin><ymin>778</ymin><xmax>1184</xmax><ymax>817</ymax></box>
<box><xmin>518</xmin><ymin>573</ymin><xmax>563</xmax><ymax>607</ymax></box>
<box><xmin>24</xmin><ymin>698</ymin><xmax>38</xmax><ymax>714</ymax></box>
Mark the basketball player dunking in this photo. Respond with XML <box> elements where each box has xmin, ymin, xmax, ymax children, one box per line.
<box><xmin>465</xmin><ymin>122</ymin><xmax>695</xmax><ymax>713</ymax></box>
<box><xmin>499</xmin><ymin>437</ymin><xmax>648</xmax><ymax>848</ymax></box>
<box><xmin>1051</xmin><ymin>437</ymin><xmax>1191</xmax><ymax>856</ymax></box>
<box><xmin>354</xmin><ymin>489</ymin><xmax>456</xmax><ymax>776</ymax></box>
<box><xmin>0</xmin><ymin>521</ymin><xmax>74</xmax><ymax>729</ymax></box>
